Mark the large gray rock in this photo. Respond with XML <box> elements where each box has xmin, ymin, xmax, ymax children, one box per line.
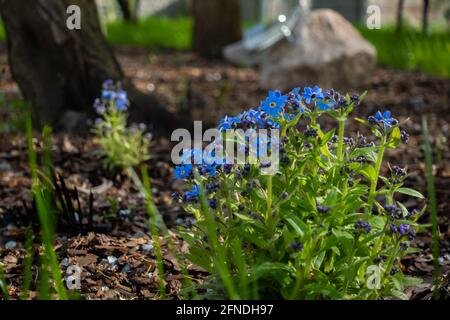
<box><xmin>260</xmin><ymin>9</ymin><xmax>376</xmax><ymax>90</ymax></box>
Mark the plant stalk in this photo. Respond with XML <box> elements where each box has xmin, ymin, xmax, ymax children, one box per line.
<box><xmin>337</xmin><ymin>118</ymin><xmax>346</xmax><ymax>162</ymax></box>
<box><xmin>367</xmin><ymin>135</ymin><xmax>387</xmax><ymax>212</ymax></box>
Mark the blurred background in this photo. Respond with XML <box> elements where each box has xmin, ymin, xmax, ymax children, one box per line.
<box><xmin>0</xmin><ymin>0</ymin><xmax>448</xmax><ymax>132</ymax></box>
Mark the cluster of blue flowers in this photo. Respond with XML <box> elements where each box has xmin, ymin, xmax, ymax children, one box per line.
<box><xmin>94</xmin><ymin>79</ymin><xmax>129</xmax><ymax>114</ymax></box>
<box><xmin>216</xmin><ymin>85</ymin><xmax>355</xmax><ymax>132</ymax></box>
<box><xmin>390</xmin><ymin>223</ymin><xmax>416</xmax><ymax>240</ymax></box>
<box><xmin>173</xmin><ymin>85</ymin><xmax>403</xmax><ymax>207</ymax></box>
<box><xmin>368</xmin><ymin>110</ymin><xmax>399</xmax><ymax>128</ymax></box>
<box><xmin>355</xmin><ymin>220</ymin><xmax>371</xmax><ymax>233</ymax></box>
<box><xmin>174</xmin><ymin>86</ymin><xmax>344</xmax><ymax>180</ymax></box>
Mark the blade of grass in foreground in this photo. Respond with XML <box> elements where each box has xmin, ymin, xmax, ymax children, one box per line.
<box><xmin>422</xmin><ymin>116</ymin><xmax>440</xmax><ymax>300</ymax></box>
<box><xmin>194</xmin><ymin>170</ymin><xmax>239</xmax><ymax>299</ymax></box>
<box><xmin>21</xmin><ymin>227</ymin><xmax>34</xmax><ymax>300</ymax></box>
<box><xmin>231</xmin><ymin>237</ymin><xmax>249</xmax><ymax>299</ymax></box>
<box><xmin>140</xmin><ymin>165</ymin><xmax>166</xmax><ymax>300</ymax></box>
<box><xmin>26</xmin><ymin>115</ymin><xmax>67</xmax><ymax>300</ymax></box>
<box><xmin>38</xmin><ymin>254</ymin><xmax>50</xmax><ymax>300</ymax></box>
<box><xmin>129</xmin><ymin>166</ymin><xmax>196</xmax><ymax>299</ymax></box>
<box><xmin>0</xmin><ymin>262</ymin><xmax>9</xmax><ymax>299</ymax></box>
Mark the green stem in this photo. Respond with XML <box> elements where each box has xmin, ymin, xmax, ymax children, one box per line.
<box><xmin>291</xmin><ymin>264</ymin><xmax>304</xmax><ymax>300</ymax></box>
<box><xmin>380</xmin><ymin>240</ymin><xmax>401</xmax><ymax>286</ymax></box>
<box><xmin>21</xmin><ymin>228</ymin><xmax>33</xmax><ymax>300</ymax></box>
<box><xmin>291</xmin><ymin>237</ymin><xmax>315</xmax><ymax>299</ymax></box>
<box><xmin>221</xmin><ymin>172</ymin><xmax>233</xmax><ymax>221</ymax></box>
<box><xmin>386</xmin><ymin>188</ymin><xmax>394</xmax><ymax>206</ymax></box>
<box><xmin>0</xmin><ymin>263</ymin><xmax>9</xmax><ymax>299</ymax></box>
<box><xmin>367</xmin><ymin>136</ymin><xmax>387</xmax><ymax>213</ymax></box>
<box><xmin>266</xmin><ymin>175</ymin><xmax>273</xmax><ymax>221</ymax></box>
<box><xmin>422</xmin><ymin>116</ymin><xmax>440</xmax><ymax>300</ymax></box>
<box><xmin>26</xmin><ymin>115</ymin><xmax>67</xmax><ymax>300</ymax></box>
<box><xmin>266</xmin><ymin>175</ymin><xmax>276</xmax><ymax>240</ymax></box>
<box><xmin>129</xmin><ymin>167</ymin><xmax>194</xmax><ymax>299</ymax></box>
<box><xmin>344</xmin><ymin>237</ymin><xmax>359</xmax><ymax>292</ymax></box>
<box><xmin>194</xmin><ymin>171</ymin><xmax>239</xmax><ymax>299</ymax></box>
<box><xmin>371</xmin><ymin>219</ymin><xmax>389</xmax><ymax>259</ymax></box>
<box><xmin>140</xmin><ymin>166</ymin><xmax>166</xmax><ymax>300</ymax></box>
<box><xmin>310</xmin><ymin>114</ymin><xmax>317</xmax><ymax>128</ymax></box>
<box><xmin>337</xmin><ymin>118</ymin><xmax>346</xmax><ymax>162</ymax></box>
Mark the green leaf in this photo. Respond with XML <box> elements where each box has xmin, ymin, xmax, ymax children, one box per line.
<box><xmin>320</xmin><ymin>143</ymin><xmax>334</xmax><ymax>159</ymax></box>
<box><xmin>405</xmin><ymin>247</ymin><xmax>422</xmax><ymax>254</ymax></box>
<box><xmin>285</xmin><ymin>218</ymin><xmax>304</xmax><ymax>237</ymax></box>
<box><xmin>396</xmin><ymin>188</ymin><xmax>425</xmax><ymax>199</ymax></box>
<box><xmin>396</xmin><ymin>201</ymin><xmax>409</xmax><ymax>218</ymax></box>
<box><xmin>283</xmin><ymin>213</ymin><xmax>308</xmax><ymax>237</ymax></box>
<box><xmin>344</xmin><ymin>257</ymin><xmax>369</xmax><ymax>283</ymax></box>
<box><xmin>251</xmin><ymin>262</ymin><xmax>293</xmax><ymax>286</ymax></box>
<box><xmin>313</xmin><ymin>251</ymin><xmax>326</xmax><ymax>269</ymax></box>
<box><xmin>401</xmin><ymin>276</ymin><xmax>423</xmax><ymax>287</ymax></box>
<box><xmin>386</xmin><ymin>127</ymin><xmax>401</xmax><ymax>148</ymax></box>
<box><xmin>354</xmin><ymin>117</ymin><xmax>368</xmax><ymax>125</ymax></box>
<box><xmin>332</xmin><ymin>229</ymin><xmax>354</xmax><ymax>255</ymax></box>
<box><xmin>350</xmin><ymin>147</ymin><xmax>377</xmax><ymax>162</ymax></box>
<box><xmin>330</xmin><ymin>246</ymin><xmax>340</xmax><ymax>256</ymax></box>
<box><xmin>324</xmin><ymin>187</ymin><xmax>339</xmax><ymax>206</ymax></box>
<box><xmin>319</xmin><ymin>129</ymin><xmax>336</xmax><ymax>145</ymax></box>
<box><xmin>303</xmin><ymin>283</ymin><xmax>344</xmax><ymax>300</ymax></box>
<box><xmin>237</xmin><ymin>225</ymin><xmax>266</xmax><ymax>248</ymax></box>
<box><xmin>233</xmin><ymin>212</ymin><xmax>265</xmax><ymax>229</ymax></box>
<box><xmin>187</xmin><ymin>248</ymin><xmax>214</xmax><ymax>273</ymax></box>
<box><xmin>388</xmin><ymin>289</ymin><xmax>409</xmax><ymax>300</ymax></box>
<box><xmin>358</xmin><ymin>165</ymin><xmax>377</xmax><ymax>181</ymax></box>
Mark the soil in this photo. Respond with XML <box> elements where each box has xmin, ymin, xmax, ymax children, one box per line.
<box><xmin>0</xmin><ymin>47</ymin><xmax>449</xmax><ymax>300</ymax></box>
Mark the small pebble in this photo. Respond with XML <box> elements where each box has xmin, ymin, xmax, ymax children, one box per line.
<box><xmin>107</xmin><ymin>256</ymin><xmax>118</xmax><ymax>266</ymax></box>
<box><xmin>142</xmin><ymin>242</ymin><xmax>154</xmax><ymax>252</ymax></box>
<box><xmin>60</xmin><ymin>258</ymin><xmax>69</xmax><ymax>267</ymax></box>
<box><xmin>5</xmin><ymin>241</ymin><xmax>17</xmax><ymax>249</ymax></box>
<box><xmin>0</xmin><ymin>162</ymin><xmax>11</xmax><ymax>172</ymax></box>
<box><xmin>119</xmin><ymin>209</ymin><xmax>131</xmax><ymax>218</ymax></box>
<box><xmin>132</xmin><ymin>231</ymin><xmax>147</xmax><ymax>238</ymax></box>
<box><xmin>121</xmin><ymin>263</ymin><xmax>131</xmax><ymax>273</ymax></box>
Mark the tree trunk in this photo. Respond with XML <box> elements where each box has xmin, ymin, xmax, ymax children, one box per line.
<box><xmin>0</xmin><ymin>0</ymin><xmax>184</xmax><ymax>134</ymax></box>
<box><xmin>396</xmin><ymin>0</ymin><xmax>405</xmax><ymax>33</ymax></box>
<box><xmin>117</xmin><ymin>0</ymin><xmax>139</xmax><ymax>23</ymax></box>
<box><xmin>193</xmin><ymin>0</ymin><xmax>242</xmax><ymax>58</ymax></box>
<box><xmin>422</xmin><ymin>0</ymin><xmax>430</xmax><ymax>34</ymax></box>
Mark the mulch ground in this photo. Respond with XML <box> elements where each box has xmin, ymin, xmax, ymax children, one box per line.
<box><xmin>0</xmin><ymin>47</ymin><xmax>449</xmax><ymax>299</ymax></box>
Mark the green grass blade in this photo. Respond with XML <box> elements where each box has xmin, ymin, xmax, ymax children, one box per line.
<box><xmin>21</xmin><ymin>227</ymin><xmax>34</xmax><ymax>300</ymax></box>
<box><xmin>26</xmin><ymin>114</ymin><xmax>67</xmax><ymax>300</ymax></box>
<box><xmin>194</xmin><ymin>170</ymin><xmax>238</xmax><ymax>299</ymax></box>
<box><xmin>422</xmin><ymin>116</ymin><xmax>441</xmax><ymax>300</ymax></box>
<box><xmin>0</xmin><ymin>262</ymin><xmax>9</xmax><ymax>300</ymax></box>
<box><xmin>38</xmin><ymin>255</ymin><xmax>50</xmax><ymax>300</ymax></box>
<box><xmin>140</xmin><ymin>165</ymin><xmax>166</xmax><ymax>300</ymax></box>
<box><xmin>129</xmin><ymin>166</ymin><xmax>195</xmax><ymax>299</ymax></box>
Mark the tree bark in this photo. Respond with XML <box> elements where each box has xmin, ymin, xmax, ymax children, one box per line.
<box><xmin>0</xmin><ymin>0</ymin><xmax>184</xmax><ymax>134</ymax></box>
<box><xmin>117</xmin><ymin>0</ymin><xmax>139</xmax><ymax>23</ymax></box>
<box><xmin>193</xmin><ymin>0</ymin><xmax>242</xmax><ymax>58</ymax></box>
<box><xmin>396</xmin><ymin>0</ymin><xmax>405</xmax><ymax>33</ymax></box>
<box><xmin>422</xmin><ymin>0</ymin><xmax>430</xmax><ymax>34</ymax></box>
